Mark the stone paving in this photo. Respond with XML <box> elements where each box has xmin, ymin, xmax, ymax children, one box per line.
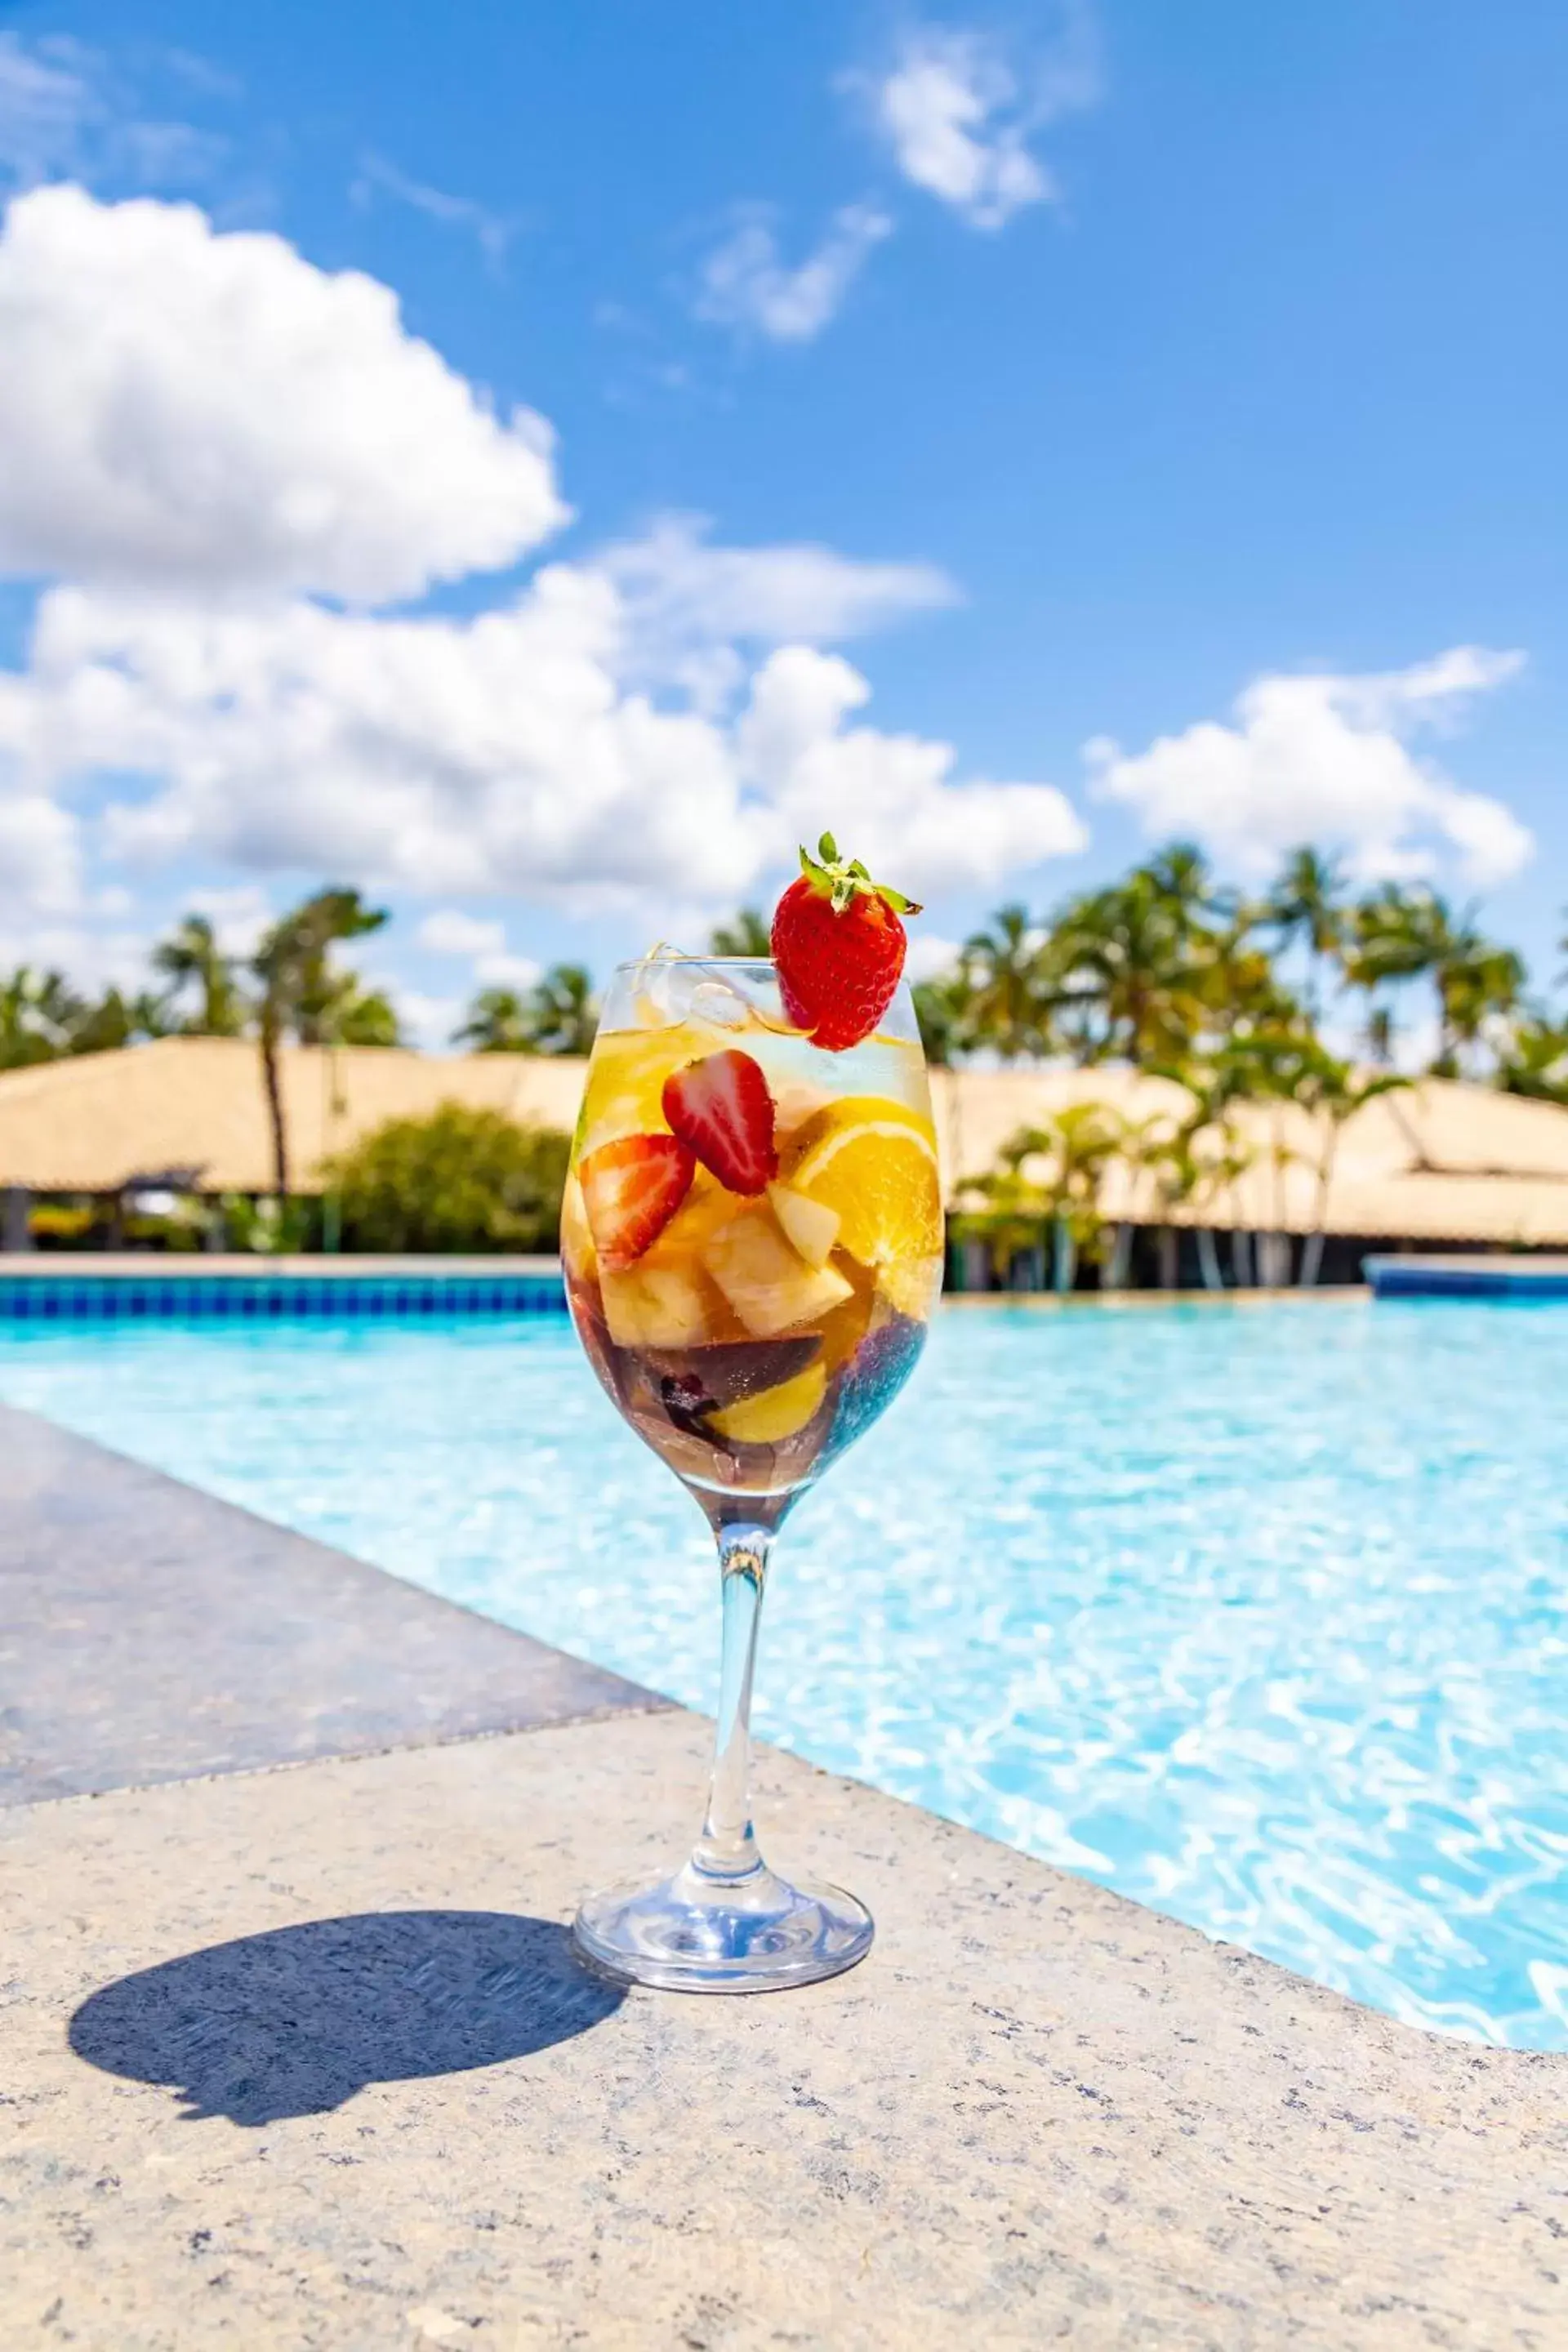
<box><xmin>2</xmin><ymin>1406</ymin><xmax>1563</xmax><ymax>2348</ymax></box>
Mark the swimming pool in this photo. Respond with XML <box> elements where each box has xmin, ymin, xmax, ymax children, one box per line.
<box><xmin>3</xmin><ymin>1298</ymin><xmax>1564</xmax><ymax>2049</ymax></box>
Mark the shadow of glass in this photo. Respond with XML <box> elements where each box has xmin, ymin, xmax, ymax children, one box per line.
<box><xmin>68</xmin><ymin>1909</ymin><xmax>623</xmax><ymax>2127</ymax></box>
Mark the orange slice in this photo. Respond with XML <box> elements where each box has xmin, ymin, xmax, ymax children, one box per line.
<box><xmin>782</xmin><ymin>1096</ymin><xmax>942</xmax><ymax>1274</ymax></box>
<box><xmin>577</xmin><ymin>1027</ymin><xmax>683</xmax><ymax>1155</ymax></box>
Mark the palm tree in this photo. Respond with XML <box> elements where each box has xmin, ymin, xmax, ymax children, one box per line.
<box><xmin>1046</xmin><ymin>847</ymin><xmax>1228</xmax><ymax>1066</ymax></box>
<box><xmin>1147</xmin><ymin>840</ymin><xmax>1235</xmax><ymax>922</ymax></box>
<box><xmin>910</xmin><ymin>968</ymin><xmax>973</xmax><ymax>1068</ymax></box>
<box><xmin>1206</xmin><ymin>1125</ymin><xmax>1258</xmax><ymax>1288</ymax></box>
<box><xmin>958</xmin><ymin>906</ymin><xmax>1049</xmax><ymax>1059</ymax></box>
<box><xmin>1209</xmin><ymin>1025</ymin><xmax>1321</xmax><ymax>1283</ymax></box>
<box><xmin>1265</xmin><ymin>847</ymin><xmax>1347</xmax><ymax>1021</ymax></box>
<box><xmin>707</xmin><ymin>909</ymin><xmax>772</xmax><ymax>958</ymax></box>
<box><xmin>958</xmin><ymin>1104</ymin><xmax>1125</xmax><ymax>1292</ymax></box>
<box><xmin>1364</xmin><ymin>1004</ymin><xmax>1396</xmax><ymax>1067</ymax></box>
<box><xmin>0</xmin><ymin>968</ymin><xmax>85</xmax><ymax>1068</ymax></box>
<box><xmin>454</xmin><ymin>964</ymin><xmax>598</xmax><ymax>1057</ymax></box>
<box><xmin>252</xmin><ymin>887</ymin><xmax>390</xmax><ymax>1201</ymax></box>
<box><xmin>1200</xmin><ymin>915</ymin><xmax>1301</xmax><ymax>1052</ymax></box>
<box><xmin>521</xmin><ymin>964</ymin><xmax>598</xmax><ymax>1055</ymax></box>
<box><xmin>1347</xmin><ymin>885</ymin><xmax>1521</xmax><ymax>1076</ymax></box>
<box><xmin>282</xmin><ymin>891</ymin><xmax>397</xmax><ymax>1047</ymax></box>
<box><xmin>1098</xmin><ymin>1110</ymin><xmax>1183</xmax><ymax>1290</ymax></box>
<box><xmin>320</xmin><ymin>982</ymin><xmax>402</xmax><ymax>1046</ymax></box>
<box><xmin>69</xmin><ymin>986</ymin><xmax>173</xmax><ymax>1057</ymax></box>
<box><xmin>1435</xmin><ymin>942</ymin><xmax>1524</xmax><ymax>1075</ymax></box>
<box><xmin>1496</xmin><ymin>1013</ymin><xmax>1568</xmax><ymax>1104</ymax></box>
<box><xmin>1035</xmin><ymin>1102</ymin><xmax>1129</xmax><ymax>1292</ymax></box>
<box><xmin>1291</xmin><ymin>1046</ymin><xmax>1410</xmax><ymax>1285</ymax></box>
<box><xmin>1158</xmin><ymin>1068</ymin><xmax>1265</xmax><ymax>1291</ymax></box>
<box><xmin>455</xmin><ymin>987</ymin><xmax>537</xmax><ymax>1054</ymax></box>
<box><xmin>151</xmin><ymin>914</ymin><xmax>247</xmax><ymax>1036</ymax></box>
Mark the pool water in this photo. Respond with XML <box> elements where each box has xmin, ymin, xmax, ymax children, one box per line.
<box><xmin>2</xmin><ymin>1298</ymin><xmax>1565</xmax><ymax>2049</ymax></box>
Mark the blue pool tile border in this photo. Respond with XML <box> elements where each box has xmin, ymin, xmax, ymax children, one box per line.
<box><xmin>0</xmin><ymin>1272</ymin><xmax>568</xmax><ymax>1320</ymax></box>
<box><xmin>1365</xmin><ymin>1255</ymin><xmax>1568</xmax><ymax>1301</ymax></box>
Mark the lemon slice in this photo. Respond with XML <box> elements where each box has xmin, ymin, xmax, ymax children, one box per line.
<box><xmin>710</xmin><ymin>1359</ymin><xmax>827</xmax><ymax>1446</ymax></box>
<box><xmin>782</xmin><ymin>1097</ymin><xmax>942</xmax><ymax>1272</ymax></box>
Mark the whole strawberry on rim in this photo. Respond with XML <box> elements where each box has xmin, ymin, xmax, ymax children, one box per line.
<box><xmin>770</xmin><ymin>833</ymin><xmax>921</xmax><ymax>1052</ymax></box>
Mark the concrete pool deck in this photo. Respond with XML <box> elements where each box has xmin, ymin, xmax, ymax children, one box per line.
<box><xmin>2</xmin><ymin>1405</ymin><xmax>1563</xmax><ymax>2349</ymax></box>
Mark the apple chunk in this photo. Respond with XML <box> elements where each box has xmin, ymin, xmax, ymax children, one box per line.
<box><xmin>701</xmin><ymin>1207</ymin><xmax>853</xmax><ymax>1338</ymax></box>
<box><xmin>767</xmin><ymin>1181</ymin><xmax>840</xmax><ymax>1270</ymax></box>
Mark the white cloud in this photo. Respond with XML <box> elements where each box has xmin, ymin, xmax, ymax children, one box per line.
<box><xmin>416</xmin><ymin>911</ymin><xmax>543</xmax><ymax>989</ymax></box>
<box><xmin>0</xmin><ymin>184</ymin><xmax>568</xmax><ymax>601</ymax></box>
<box><xmin>394</xmin><ymin>988</ymin><xmax>466</xmax><ymax>1053</ymax></box>
<box><xmin>0</xmin><ymin>33</ymin><xmax>96</xmax><ymax>184</ymax></box>
<box><xmin>736</xmin><ymin>646</ymin><xmax>1088</xmax><ymax>896</ymax></box>
<box><xmin>868</xmin><ymin>20</ymin><xmax>1099</xmax><ymax>230</ymax></box>
<box><xmin>417</xmin><ymin>910</ymin><xmax>507</xmax><ymax>960</ymax></box>
<box><xmin>350</xmin><ymin>151</ymin><xmax>512</xmax><ymax>273</ymax></box>
<box><xmin>0</xmin><ymin>579</ymin><xmax>1084</xmax><ymax>923</ymax></box>
<box><xmin>0</xmin><ymin>185</ymin><xmax>1085</xmax><ymax>945</ymax></box>
<box><xmin>693</xmin><ymin>202</ymin><xmax>892</xmax><ymax>343</ymax></box>
<box><xmin>903</xmin><ymin>930</ymin><xmax>964</xmax><ymax>983</ymax></box>
<box><xmin>595</xmin><ymin>514</ymin><xmax>956</xmax><ymax>706</ymax></box>
<box><xmin>1091</xmin><ymin>648</ymin><xmax>1532</xmax><ymax>887</ymax></box>
<box><xmin>475</xmin><ymin>950</ymin><xmax>543</xmax><ymax>989</ymax></box>
<box><xmin>0</xmin><ymin>33</ymin><xmax>225</xmax><ymax>196</ymax></box>
<box><xmin>0</xmin><ymin>791</ymin><xmax>82</xmax><ymax>920</ymax></box>
<box><xmin>186</xmin><ymin>881</ymin><xmax>273</xmax><ymax>957</ymax></box>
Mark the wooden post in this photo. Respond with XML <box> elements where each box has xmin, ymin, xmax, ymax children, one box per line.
<box><xmin>1157</xmin><ymin>1227</ymin><xmax>1178</xmax><ymax>1290</ymax></box>
<box><xmin>1051</xmin><ymin>1218</ymin><xmax>1076</xmax><ymax>1295</ymax></box>
<box><xmin>960</xmin><ymin>1238</ymin><xmax>990</xmax><ymax>1294</ymax></box>
<box><xmin>1010</xmin><ymin>1245</ymin><xmax>1045</xmax><ymax>1292</ymax></box>
<box><xmin>1</xmin><ymin>1186</ymin><xmax>32</xmax><ymax>1252</ymax></box>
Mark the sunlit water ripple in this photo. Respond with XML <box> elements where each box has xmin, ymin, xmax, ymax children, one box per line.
<box><xmin>3</xmin><ymin>1296</ymin><xmax>1565</xmax><ymax>2047</ymax></box>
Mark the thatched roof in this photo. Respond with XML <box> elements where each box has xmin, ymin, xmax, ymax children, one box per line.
<box><xmin>0</xmin><ymin>1038</ymin><xmax>584</xmax><ymax>1196</ymax></box>
<box><xmin>930</xmin><ymin>1066</ymin><xmax>1568</xmax><ymax>1244</ymax></box>
<box><xmin>2</xmin><ymin>1036</ymin><xmax>1567</xmax><ymax>1243</ymax></box>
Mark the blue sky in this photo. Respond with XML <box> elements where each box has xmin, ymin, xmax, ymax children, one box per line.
<box><xmin>0</xmin><ymin>0</ymin><xmax>1563</xmax><ymax>1040</ymax></box>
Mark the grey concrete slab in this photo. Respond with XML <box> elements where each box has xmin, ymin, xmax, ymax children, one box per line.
<box><xmin>0</xmin><ymin>1404</ymin><xmax>662</xmax><ymax>1805</ymax></box>
<box><xmin>2</xmin><ymin>1710</ymin><xmax>1563</xmax><ymax>2351</ymax></box>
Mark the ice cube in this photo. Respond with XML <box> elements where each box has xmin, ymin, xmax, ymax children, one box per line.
<box><xmin>688</xmin><ymin>978</ymin><xmax>753</xmax><ymax>1029</ymax></box>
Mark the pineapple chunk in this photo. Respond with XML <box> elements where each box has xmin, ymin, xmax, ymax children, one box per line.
<box><xmin>701</xmin><ymin>1207</ymin><xmax>853</xmax><ymax>1339</ymax></box>
<box><xmin>710</xmin><ymin>1360</ymin><xmax>827</xmax><ymax>1446</ymax></box>
<box><xmin>645</xmin><ymin>1169</ymin><xmax>742</xmax><ymax>1263</ymax></box>
<box><xmin>601</xmin><ymin>1260</ymin><xmax>719</xmax><ymax>1349</ymax></box>
<box><xmin>768</xmin><ymin>1181</ymin><xmax>840</xmax><ymax>1270</ymax></box>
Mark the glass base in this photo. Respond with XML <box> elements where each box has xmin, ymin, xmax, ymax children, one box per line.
<box><xmin>572</xmin><ymin>1859</ymin><xmax>873</xmax><ymax>1993</ymax></box>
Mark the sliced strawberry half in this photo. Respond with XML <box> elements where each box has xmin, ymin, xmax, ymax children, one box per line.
<box><xmin>662</xmin><ymin>1049</ymin><xmax>778</xmax><ymax>1196</ymax></box>
<box><xmin>579</xmin><ymin>1134</ymin><xmax>695</xmax><ymax>1268</ymax></box>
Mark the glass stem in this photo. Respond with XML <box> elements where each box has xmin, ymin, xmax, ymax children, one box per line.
<box><xmin>690</xmin><ymin>1521</ymin><xmax>772</xmax><ymax>1886</ymax></box>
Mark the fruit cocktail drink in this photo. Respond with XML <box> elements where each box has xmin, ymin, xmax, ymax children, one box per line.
<box><xmin>564</xmin><ymin>977</ymin><xmax>942</xmax><ymax>1521</ymax></box>
<box><xmin>565</xmin><ymin>835</ymin><xmax>940</xmax><ymax>1992</ymax></box>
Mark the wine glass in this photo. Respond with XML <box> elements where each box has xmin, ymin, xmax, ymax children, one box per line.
<box><xmin>561</xmin><ymin>954</ymin><xmax>942</xmax><ymax>1991</ymax></box>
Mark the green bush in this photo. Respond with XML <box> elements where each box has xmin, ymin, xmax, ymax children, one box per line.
<box><xmin>326</xmin><ymin>1103</ymin><xmax>570</xmax><ymax>1254</ymax></box>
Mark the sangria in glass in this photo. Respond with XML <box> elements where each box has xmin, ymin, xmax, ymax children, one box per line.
<box><xmin>563</xmin><ymin>840</ymin><xmax>941</xmax><ymax>1990</ymax></box>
